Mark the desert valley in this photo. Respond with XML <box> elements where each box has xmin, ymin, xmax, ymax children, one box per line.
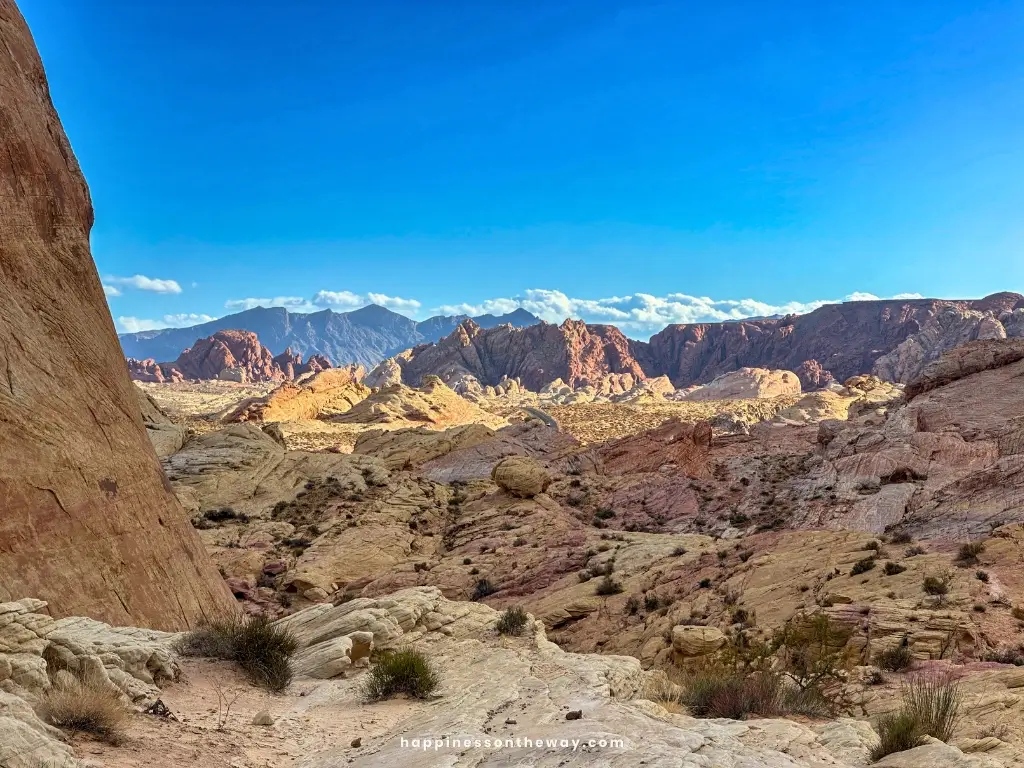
<box><xmin>4</xmin><ymin>1</ymin><xmax>1024</xmax><ymax>767</ymax></box>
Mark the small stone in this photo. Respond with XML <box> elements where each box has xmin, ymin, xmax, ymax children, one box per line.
<box><xmin>252</xmin><ymin>710</ymin><xmax>275</xmax><ymax>726</ymax></box>
<box><xmin>351</xmin><ymin>737</ymin><xmax>362</xmax><ymax>748</ymax></box>
<box><xmin>565</xmin><ymin>710</ymin><xmax>582</xmax><ymax>721</ymax></box>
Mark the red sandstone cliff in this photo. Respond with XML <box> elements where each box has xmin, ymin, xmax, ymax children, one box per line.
<box><xmin>0</xmin><ymin>0</ymin><xmax>234</xmax><ymax>629</ymax></box>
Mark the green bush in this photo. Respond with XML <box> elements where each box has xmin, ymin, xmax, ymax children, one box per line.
<box><xmin>175</xmin><ymin>614</ymin><xmax>297</xmax><ymax>692</ymax></box>
<box><xmin>496</xmin><ymin>606</ymin><xmax>529</xmax><ymax>636</ymax></box>
<box><xmin>955</xmin><ymin>541</ymin><xmax>985</xmax><ymax>567</ymax></box>
<box><xmin>681</xmin><ymin>668</ymin><xmax>783</xmax><ymax>719</ymax></box>
<box><xmin>871</xmin><ymin>710</ymin><xmax>926</xmax><ymax>761</ymax></box>
<box><xmin>851</xmin><ymin>557</ymin><xmax>877</xmax><ymax>576</ymax></box>
<box><xmin>363</xmin><ymin>649</ymin><xmax>439</xmax><ymax>701</ymax></box>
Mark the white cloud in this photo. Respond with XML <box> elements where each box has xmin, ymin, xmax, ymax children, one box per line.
<box><xmin>117</xmin><ymin>313</ymin><xmax>218</xmax><ymax>333</ymax></box>
<box><xmin>227</xmin><ymin>290</ymin><xmax>423</xmax><ymax>316</ymax></box>
<box><xmin>366</xmin><ymin>293</ymin><xmax>422</xmax><ymax>311</ymax></box>
<box><xmin>312</xmin><ymin>290</ymin><xmax>364</xmax><ymax>308</ymax></box>
<box><xmin>102</xmin><ymin>284</ymin><xmax>121</xmax><ymax>297</ymax></box>
<box><xmin>105</xmin><ymin>274</ymin><xmax>182</xmax><ymax>294</ymax></box>
<box><xmin>434</xmin><ymin>289</ymin><xmax>929</xmax><ymax>335</ymax></box>
<box><xmin>223</xmin><ymin>296</ymin><xmax>319</xmax><ymax>312</ymax></box>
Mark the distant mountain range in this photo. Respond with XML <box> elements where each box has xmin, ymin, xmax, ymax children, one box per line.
<box><xmin>118</xmin><ymin>305</ymin><xmax>540</xmax><ymax>367</ymax></box>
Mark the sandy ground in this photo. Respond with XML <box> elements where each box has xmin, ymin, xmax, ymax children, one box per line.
<box><xmin>73</xmin><ymin>659</ymin><xmax>416</xmax><ymax>768</ymax></box>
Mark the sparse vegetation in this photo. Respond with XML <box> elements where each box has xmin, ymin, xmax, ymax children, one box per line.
<box><xmin>496</xmin><ymin>606</ymin><xmax>529</xmax><ymax>636</ymax></box>
<box><xmin>870</xmin><ymin>677</ymin><xmax>963</xmax><ymax>761</ymax></box>
<box><xmin>362</xmin><ymin>648</ymin><xmax>439</xmax><ymax>701</ymax></box>
<box><xmin>905</xmin><ymin>545</ymin><xmax>927</xmax><ymax>557</ymax></box>
<box><xmin>851</xmin><ymin>556</ymin><xmax>876</xmax><ymax>576</ymax></box>
<box><xmin>595</xmin><ymin>575</ymin><xmax>623</xmax><ymax>595</ymax></box>
<box><xmin>471</xmin><ymin>579</ymin><xmax>497</xmax><ymax>601</ymax></box>
<box><xmin>955</xmin><ymin>541</ymin><xmax>985</xmax><ymax>567</ymax></box>
<box><xmin>176</xmin><ymin>614</ymin><xmax>297</xmax><ymax>692</ymax></box>
<box><xmin>38</xmin><ymin>678</ymin><xmax>130</xmax><ymax>745</ymax></box>
<box><xmin>922</xmin><ymin>571</ymin><xmax>954</xmax><ymax>599</ymax></box>
<box><xmin>975</xmin><ymin>570</ymin><xmax>989</xmax><ymax>583</ymax></box>
<box><xmin>882</xmin><ymin>561</ymin><xmax>907</xmax><ymax>576</ymax></box>
<box><xmin>875</xmin><ymin>638</ymin><xmax>914</xmax><ymax>672</ymax></box>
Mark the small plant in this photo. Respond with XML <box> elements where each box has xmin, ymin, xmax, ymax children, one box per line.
<box><xmin>496</xmin><ymin>606</ymin><xmax>529</xmax><ymax>636</ymax></box>
<box><xmin>672</xmin><ymin>545</ymin><xmax>687</xmax><ymax>556</ymax></box>
<box><xmin>905</xmin><ymin>545</ymin><xmax>927</xmax><ymax>557</ymax></box>
<box><xmin>625</xmin><ymin>595</ymin><xmax>641</xmax><ymax>615</ymax></box>
<box><xmin>973</xmin><ymin>603</ymin><xmax>986</xmax><ymax>613</ymax></box>
<box><xmin>471</xmin><ymin>579</ymin><xmax>496</xmax><ymax>601</ymax></box>
<box><xmin>698</xmin><ymin>578</ymin><xmax>712</xmax><ymax>589</ymax></box>
<box><xmin>955</xmin><ymin>541</ymin><xmax>985</xmax><ymax>567</ymax></box>
<box><xmin>38</xmin><ymin>678</ymin><xmax>130</xmax><ymax>745</ymax></box>
<box><xmin>887</xmin><ymin>531</ymin><xmax>913</xmax><ymax>545</ymax></box>
<box><xmin>866</xmin><ymin>540</ymin><xmax>882</xmax><ymax>552</ymax></box>
<box><xmin>875</xmin><ymin>638</ymin><xmax>914</xmax><ymax>672</ymax></box>
<box><xmin>594</xmin><ymin>507</ymin><xmax>616</xmax><ymax>520</ymax></box>
<box><xmin>982</xmin><ymin>645</ymin><xmax>1024</xmax><ymax>666</ymax></box>
<box><xmin>644</xmin><ymin>593</ymin><xmax>661</xmax><ymax>611</ymax></box>
<box><xmin>463</xmin><ymin>558</ymin><xmax>472</xmax><ymax>565</ymax></box>
<box><xmin>975</xmin><ymin>570</ymin><xmax>989</xmax><ymax>583</ymax></box>
<box><xmin>922</xmin><ymin>571</ymin><xmax>953</xmax><ymax>598</ymax></box>
<box><xmin>883</xmin><ymin>561</ymin><xmax>907</xmax><ymax>576</ymax></box>
<box><xmin>362</xmin><ymin>649</ymin><xmax>439</xmax><ymax>701</ymax></box>
<box><xmin>870</xmin><ymin>676</ymin><xmax>963</xmax><ymax>761</ymax></box>
<box><xmin>176</xmin><ymin>614</ymin><xmax>298</xmax><ymax>692</ymax></box>
<box><xmin>595</xmin><ymin>575</ymin><xmax>623</xmax><ymax>596</ymax></box>
<box><xmin>851</xmin><ymin>557</ymin><xmax>877</xmax><ymax>576</ymax></box>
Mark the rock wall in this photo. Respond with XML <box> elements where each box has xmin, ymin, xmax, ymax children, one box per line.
<box><xmin>0</xmin><ymin>0</ymin><xmax>234</xmax><ymax>629</ymax></box>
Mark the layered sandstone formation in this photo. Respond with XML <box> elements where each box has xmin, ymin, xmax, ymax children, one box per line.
<box><xmin>128</xmin><ymin>330</ymin><xmax>334</xmax><ymax>383</ymax></box>
<box><xmin>380</xmin><ymin>318</ymin><xmax>647</xmax><ymax>391</ymax></box>
<box><xmin>0</xmin><ymin>0</ymin><xmax>233</xmax><ymax>628</ymax></box>
<box><xmin>227</xmin><ymin>365</ymin><xmax>368</xmax><ymax>422</ymax></box>
<box><xmin>680</xmin><ymin>367</ymin><xmax>801</xmax><ymax>401</ymax></box>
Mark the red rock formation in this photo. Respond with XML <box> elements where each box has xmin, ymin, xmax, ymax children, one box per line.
<box><xmin>793</xmin><ymin>360</ymin><xmax>835</xmax><ymax>390</ymax></box>
<box><xmin>643</xmin><ymin>295</ymin><xmax>1024</xmax><ymax>387</ymax></box>
<box><xmin>393</xmin><ymin>319</ymin><xmax>647</xmax><ymax>391</ymax></box>
<box><xmin>128</xmin><ymin>333</ymin><xmax>334</xmax><ymax>383</ymax></box>
<box><xmin>0</xmin><ymin>0</ymin><xmax>234</xmax><ymax>628</ymax></box>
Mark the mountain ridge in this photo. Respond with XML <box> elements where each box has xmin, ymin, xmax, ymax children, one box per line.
<box><xmin>119</xmin><ymin>305</ymin><xmax>541</xmax><ymax>367</ymax></box>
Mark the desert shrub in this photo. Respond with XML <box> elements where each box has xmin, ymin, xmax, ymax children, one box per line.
<box><xmin>871</xmin><ymin>710</ymin><xmax>926</xmax><ymax>761</ymax></box>
<box><xmin>738</xmin><ymin>549</ymin><xmax>753</xmax><ymax>563</ymax></box>
<box><xmin>983</xmin><ymin>646</ymin><xmax>1024</xmax><ymax>666</ymax></box>
<box><xmin>644</xmin><ymin>593</ymin><xmax>661</xmax><ymax>611</ymax></box>
<box><xmin>462</xmin><ymin>558</ymin><xmax>472</xmax><ymax>565</ymax></box>
<box><xmin>922</xmin><ymin>571</ymin><xmax>953</xmax><ymax>598</ymax></box>
<box><xmin>362</xmin><ymin>649</ymin><xmax>439</xmax><ymax>701</ymax></box>
<box><xmin>672</xmin><ymin>545</ymin><xmax>687</xmax><ymax>556</ymax></box>
<box><xmin>882</xmin><ymin>562</ymin><xmax>907</xmax><ymax>576</ymax></box>
<box><xmin>595</xmin><ymin>575</ymin><xmax>623</xmax><ymax>596</ymax></box>
<box><xmin>471</xmin><ymin>579</ymin><xmax>497</xmax><ymax>601</ymax></box>
<box><xmin>203</xmin><ymin>507</ymin><xmax>249</xmax><ymax>523</ymax></box>
<box><xmin>698</xmin><ymin>578</ymin><xmax>712</xmax><ymax>589</ymax></box>
<box><xmin>870</xmin><ymin>676</ymin><xmax>963</xmax><ymax>761</ymax></box>
<box><xmin>975</xmin><ymin>570</ymin><xmax>989</xmax><ymax>582</ymax></box>
<box><xmin>905</xmin><ymin>545</ymin><xmax>927</xmax><ymax>557</ymax></box>
<box><xmin>955</xmin><ymin>541</ymin><xmax>985</xmax><ymax>567</ymax></box>
<box><xmin>175</xmin><ymin>614</ymin><xmax>297</xmax><ymax>692</ymax></box>
<box><xmin>38</xmin><ymin>679</ymin><xmax>130</xmax><ymax>745</ymax></box>
<box><xmin>594</xmin><ymin>507</ymin><xmax>616</xmax><ymax>520</ymax></box>
<box><xmin>866</xmin><ymin>540</ymin><xmax>882</xmax><ymax>552</ymax></box>
<box><xmin>770</xmin><ymin>614</ymin><xmax>854</xmax><ymax>715</ymax></box>
<box><xmin>887</xmin><ymin>531</ymin><xmax>913</xmax><ymax>545</ymax></box>
<box><xmin>851</xmin><ymin>557</ymin><xmax>877</xmax><ymax>576</ymax></box>
<box><xmin>496</xmin><ymin>606</ymin><xmax>529</xmax><ymax>636</ymax></box>
<box><xmin>625</xmin><ymin>595</ymin><xmax>641</xmax><ymax>615</ymax></box>
<box><xmin>681</xmin><ymin>667</ymin><xmax>783</xmax><ymax>719</ymax></box>
<box><xmin>875</xmin><ymin>638</ymin><xmax>914</xmax><ymax>672</ymax></box>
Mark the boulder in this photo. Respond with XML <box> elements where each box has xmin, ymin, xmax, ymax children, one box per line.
<box><xmin>491</xmin><ymin>456</ymin><xmax>552</xmax><ymax>497</ymax></box>
<box><xmin>671</xmin><ymin>625</ymin><xmax>726</xmax><ymax>656</ymax></box>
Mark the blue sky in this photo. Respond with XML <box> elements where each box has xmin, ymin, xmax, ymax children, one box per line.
<box><xmin>21</xmin><ymin>0</ymin><xmax>1024</xmax><ymax>336</ymax></box>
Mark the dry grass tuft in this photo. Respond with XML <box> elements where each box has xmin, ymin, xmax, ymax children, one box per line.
<box><xmin>38</xmin><ymin>679</ymin><xmax>130</xmax><ymax>745</ymax></box>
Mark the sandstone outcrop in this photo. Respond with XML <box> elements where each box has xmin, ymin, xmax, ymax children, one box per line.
<box><xmin>681</xmin><ymin>367</ymin><xmax>801</xmax><ymax>401</ymax></box>
<box><xmin>137</xmin><ymin>387</ymin><xmax>187</xmax><ymax>456</ymax></box>
<box><xmin>227</xmin><ymin>365</ymin><xmax>368</xmax><ymax>422</ymax></box>
<box><xmin>333</xmin><ymin>376</ymin><xmax>506</xmax><ymax>429</ymax></box>
<box><xmin>387</xmin><ymin>318</ymin><xmax>648</xmax><ymax>391</ymax></box>
<box><xmin>128</xmin><ymin>330</ymin><xmax>336</xmax><ymax>384</ymax></box>
<box><xmin>0</xmin><ymin>1</ymin><xmax>233</xmax><ymax>628</ymax></box>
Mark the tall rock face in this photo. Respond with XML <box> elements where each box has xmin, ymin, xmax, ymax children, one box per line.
<box><xmin>0</xmin><ymin>1</ymin><xmax>234</xmax><ymax>629</ymax></box>
<box><xmin>644</xmin><ymin>295</ymin><xmax>1024</xmax><ymax>387</ymax></box>
<box><xmin>390</xmin><ymin>318</ymin><xmax>647</xmax><ymax>391</ymax></box>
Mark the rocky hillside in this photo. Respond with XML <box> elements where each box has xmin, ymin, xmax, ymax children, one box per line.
<box><xmin>128</xmin><ymin>329</ymin><xmax>333</xmax><ymax>383</ymax></box>
<box><xmin>377</xmin><ymin>294</ymin><xmax>1024</xmax><ymax>392</ymax></box>
<box><xmin>380</xmin><ymin>318</ymin><xmax>646</xmax><ymax>391</ymax></box>
<box><xmin>0</xmin><ymin>0</ymin><xmax>233</xmax><ymax>629</ymax></box>
<box><xmin>119</xmin><ymin>304</ymin><xmax>540</xmax><ymax>368</ymax></box>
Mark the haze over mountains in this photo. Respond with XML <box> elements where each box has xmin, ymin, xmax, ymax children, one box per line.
<box><xmin>118</xmin><ymin>304</ymin><xmax>540</xmax><ymax>367</ymax></box>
